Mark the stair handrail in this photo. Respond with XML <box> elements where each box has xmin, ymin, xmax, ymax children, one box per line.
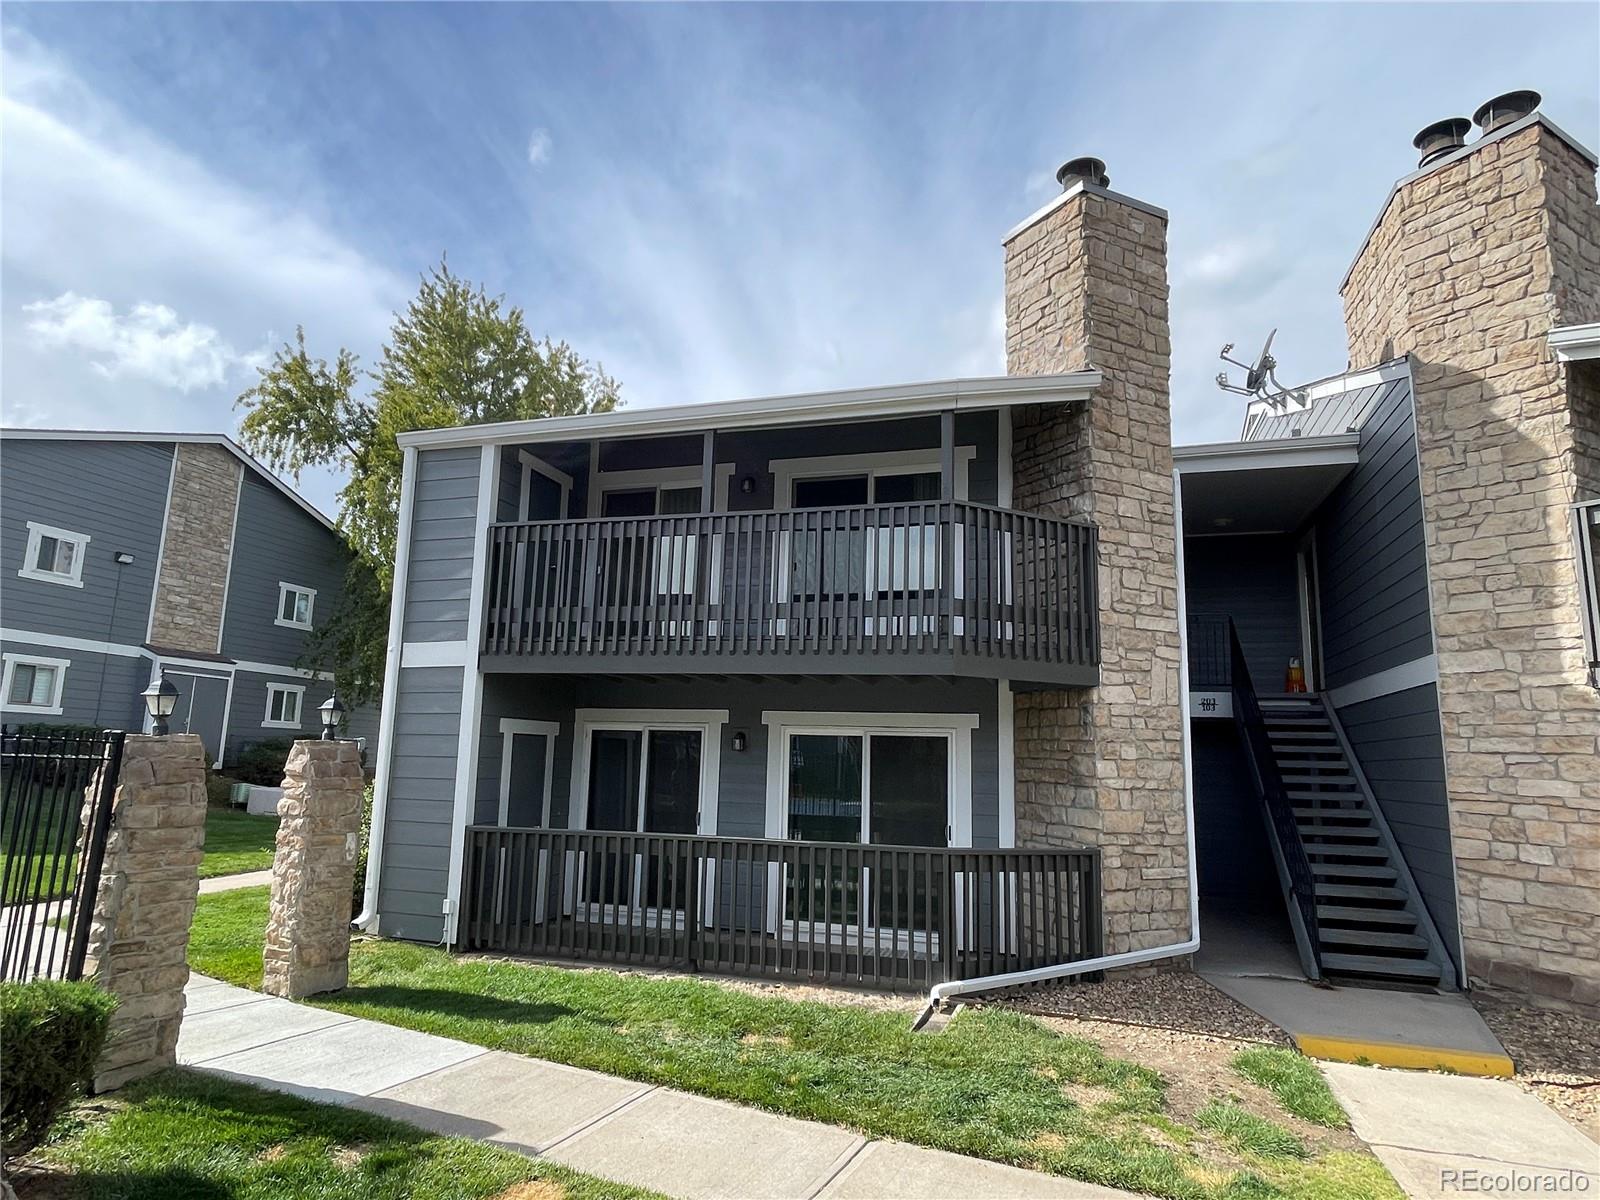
<box><xmin>1225</xmin><ymin>621</ymin><xmax>1324</xmax><ymax>978</ymax></box>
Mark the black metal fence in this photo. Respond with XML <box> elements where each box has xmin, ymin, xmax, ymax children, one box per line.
<box><xmin>459</xmin><ymin>827</ymin><xmax>1102</xmax><ymax>993</ymax></box>
<box><xmin>0</xmin><ymin>728</ymin><xmax>124</xmax><ymax>982</ymax></box>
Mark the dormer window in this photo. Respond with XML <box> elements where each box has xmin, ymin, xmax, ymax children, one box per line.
<box><xmin>276</xmin><ymin>583</ymin><xmax>316</xmax><ymax>630</ymax></box>
<box><xmin>19</xmin><ymin>522</ymin><xmax>89</xmax><ymax>588</ymax></box>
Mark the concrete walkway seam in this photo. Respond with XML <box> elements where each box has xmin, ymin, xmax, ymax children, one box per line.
<box><xmin>535</xmin><ymin>1084</ymin><xmax>662</xmax><ymax>1155</ymax></box>
<box><xmin>180</xmin><ymin>1013</ymin><xmax>363</xmax><ymax>1066</ymax></box>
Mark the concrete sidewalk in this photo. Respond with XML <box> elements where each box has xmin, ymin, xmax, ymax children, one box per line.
<box><xmin>1322</xmin><ymin>1061</ymin><xmax>1598</xmax><ymax>1199</ymax></box>
<box><xmin>176</xmin><ymin>975</ymin><xmax>1137</xmax><ymax>1200</ymax></box>
<box><xmin>197</xmin><ymin>868</ymin><xmax>275</xmax><ymax>894</ymax></box>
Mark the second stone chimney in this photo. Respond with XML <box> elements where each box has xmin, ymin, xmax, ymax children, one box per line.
<box><xmin>1002</xmin><ymin>163</ymin><xmax>1189</xmax><ymax>957</ymax></box>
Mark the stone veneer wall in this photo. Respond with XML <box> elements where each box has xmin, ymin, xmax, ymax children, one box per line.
<box><xmin>1343</xmin><ymin>122</ymin><xmax>1600</xmax><ymax>1010</ymax></box>
<box><xmin>1003</xmin><ymin>186</ymin><xmax>1190</xmax><ymax>953</ymax></box>
<box><xmin>82</xmin><ymin>734</ymin><xmax>208</xmax><ymax>1091</ymax></box>
<box><xmin>148</xmin><ymin>441</ymin><xmax>243</xmax><ymax>654</ymax></box>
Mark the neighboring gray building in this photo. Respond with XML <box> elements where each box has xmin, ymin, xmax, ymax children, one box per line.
<box><xmin>0</xmin><ymin>431</ymin><xmax>377</xmax><ymax>765</ymax></box>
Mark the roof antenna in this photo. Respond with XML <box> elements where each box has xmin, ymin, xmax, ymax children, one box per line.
<box><xmin>1216</xmin><ymin>329</ymin><xmax>1307</xmax><ymax>410</ymax></box>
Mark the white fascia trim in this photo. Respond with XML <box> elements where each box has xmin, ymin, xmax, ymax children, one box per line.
<box><xmin>1551</xmin><ymin>322</ymin><xmax>1600</xmax><ymax>362</ymax></box>
<box><xmin>395</xmin><ymin>373</ymin><xmax>1101</xmax><ymax>452</ymax></box>
<box><xmin>443</xmin><ymin>444</ymin><xmax>497</xmax><ymax>944</ymax></box>
<box><xmin>0</xmin><ymin>628</ymin><xmax>145</xmax><ymax>659</ymax></box>
<box><xmin>569</xmin><ymin>708</ymin><xmax>730</xmax><ymax>835</ymax></box>
<box><xmin>216</xmin><ymin>465</ymin><xmax>246</xmax><ymax>653</ymax></box>
<box><xmin>262</xmin><ymin>682</ymin><xmax>307</xmax><ymax>729</ymax></box>
<box><xmin>146</xmin><ymin>446</ymin><xmax>179</xmax><ymax>642</ymax></box>
<box><xmin>760</xmin><ymin>709</ymin><xmax>980</xmax><ymax>732</ymax></box>
<box><xmin>1</xmin><ymin>652</ymin><xmax>71</xmax><ymax>715</ymax></box>
<box><xmin>19</xmin><ymin>522</ymin><xmax>90</xmax><ymax>588</ymax></box>
<box><xmin>1325</xmin><ymin>654</ymin><xmax>1439</xmax><ymax>709</ymax></box>
<box><xmin>274</xmin><ymin>581</ymin><xmax>317</xmax><ymax>630</ymax></box>
<box><xmin>400</xmin><ymin>640</ymin><xmax>469</xmax><ymax>668</ymax></box>
<box><xmin>1002</xmin><ymin>179</ymin><xmax>1169</xmax><ymax>245</ymax></box>
<box><xmin>357</xmin><ymin>444</ymin><xmax>419</xmax><ymax>933</ymax></box>
<box><xmin>1340</xmin><ymin>113</ymin><xmax>1599</xmax><ymax>293</ymax></box>
<box><xmin>1</xmin><ymin>429</ymin><xmax>339</xmax><ymax>533</ymax></box>
<box><xmin>497</xmin><ymin>718</ymin><xmax>560</xmax><ymax>826</ymax></box>
<box><xmin>1173</xmin><ymin>433</ymin><xmax>1361</xmax><ymax>475</ymax></box>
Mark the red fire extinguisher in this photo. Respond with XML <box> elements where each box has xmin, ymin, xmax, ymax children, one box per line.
<box><xmin>1285</xmin><ymin>657</ymin><xmax>1307</xmax><ymax>694</ymax></box>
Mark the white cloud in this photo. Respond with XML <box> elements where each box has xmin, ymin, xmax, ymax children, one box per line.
<box><xmin>23</xmin><ymin>292</ymin><xmax>255</xmax><ymax>392</ymax></box>
<box><xmin>526</xmin><ymin>128</ymin><xmax>552</xmax><ymax>167</ymax></box>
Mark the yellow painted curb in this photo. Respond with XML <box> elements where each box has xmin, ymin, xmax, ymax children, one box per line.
<box><xmin>1294</xmin><ymin>1032</ymin><xmax>1514</xmax><ymax>1078</ymax></box>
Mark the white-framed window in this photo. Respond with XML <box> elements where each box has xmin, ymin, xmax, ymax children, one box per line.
<box><xmin>1</xmin><ymin>653</ymin><xmax>70</xmax><ymax>715</ymax></box>
<box><xmin>276</xmin><ymin>583</ymin><xmax>316</xmax><ymax>630</ymax></box>
<box><xmin>263</xmin><ymin>683</ymin><xmax>305</xmax><ymax>729</ymax></box>
<box><xmin>1574</xmin><ymin>498</ymin><xmax>1600</xmax><ymax>688</ymax></box>
<box><xmin>18</xmin><ymin>522</ymin><xmax>89</xmax><ymax>588</ymax></box>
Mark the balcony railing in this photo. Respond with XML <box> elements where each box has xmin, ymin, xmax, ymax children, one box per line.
<box><xmin>459</xmin><ymin>827</ymin><xmax>1103</xmax><ymax>992</ymax></box>
<box><xmin>481</xmin><ymin>502</ymin><xmax>1098</xmax><ymax>684</ymax></box>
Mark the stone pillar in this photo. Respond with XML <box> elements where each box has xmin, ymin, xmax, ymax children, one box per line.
<box><xmin>1342</xmin><ymin>119</ymin><xmax>1600</xmax><ymax>1011</ymax></box>
<box><xmin>263</xmin><ymin>740</ymin><xmax>365</xmax><ymax>999</ymax></box>
<box><xmin>83</xmin><ymin>734</ymin><xmax>208</xmax><ymax>1092</ymax></box>
<box><xmin>1002</xmin><ymin>171</ymin><xmax>1190</xmax><ymax>954</ymax></box>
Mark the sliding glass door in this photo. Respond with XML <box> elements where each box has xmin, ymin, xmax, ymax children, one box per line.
<box><xmin>584</xmin><ymin>726</ymin><xmax>702</xmax><ymax>912</ymax></box>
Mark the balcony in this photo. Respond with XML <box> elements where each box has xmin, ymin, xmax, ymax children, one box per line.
<box><xmin>481</xmin><ymin>501</ymin><xmax>1099</xmax><ymax>686</ymax></box>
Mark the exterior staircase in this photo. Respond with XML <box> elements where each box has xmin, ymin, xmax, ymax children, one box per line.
<box><xmin>1258</xmin><ymin>695</ymin><xmax>1452</xmax><ymax>990</ymax></box>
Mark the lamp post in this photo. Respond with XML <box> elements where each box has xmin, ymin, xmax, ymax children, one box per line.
<box><xmin>141</xmin><ymin>670</ymin><xmax>179</xmax><ymax>736</ymax></box>
<box><xmin>319</xmin><ymin>692</ymin><xmax>347</xmax><ymax>741</ymax></box>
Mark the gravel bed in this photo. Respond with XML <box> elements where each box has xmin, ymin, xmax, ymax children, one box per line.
<box><xmin>1473</xmin><ymin>994</ymin><xmax>1600</xmax><ymax>1140</ymax></box>
<box><xmin>991</xmin><ymin>969</ymin><xmax>1291</xmax><ymax>1045</ymax></box>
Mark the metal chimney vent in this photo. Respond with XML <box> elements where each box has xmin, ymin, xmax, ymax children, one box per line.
<box><xmin>1413</xmin><ymin>117</ymin><xmax>1472</xmax><ymax>168</ymax></box>
<box><xmin>1473</xmin><ymin>90</ymin><xmax>1541</xmax><ymax>135</ymax></box>
<box><xmin>1056</xmin><ymin>156</ymin><xmax>1110</xmax><ymax>191</ymax></box>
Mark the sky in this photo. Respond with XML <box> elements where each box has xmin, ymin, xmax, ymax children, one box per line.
<box><xmin>3</xmin><ymin>3</ymin><xmax>1597</xmax><ymax>516</ymax></box>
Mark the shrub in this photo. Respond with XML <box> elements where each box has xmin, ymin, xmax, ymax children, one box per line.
<box><xmin>0</xmin><ymin>979</ymin><xmax>118</xmax><ymax>1162</ymax></box>
<box><xmin>230</xmin><ymin>738</ymin><xmax>295</xmax><ymax>787</ymax></box>
<box><xmin>352</xmin><ymin>783</ymin><xmax>374</xmax><ymax>914</ymax></box>
<box><xmin>204</xmin><ymin>770</ymin><xmax>237</xmax><ymax>807</ymax></box>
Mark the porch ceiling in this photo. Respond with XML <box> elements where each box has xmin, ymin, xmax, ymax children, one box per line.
<box><xmin>1176</xmin><ymin>434</ymin><xmax>1359</xmax><ymax>536</ymax></box>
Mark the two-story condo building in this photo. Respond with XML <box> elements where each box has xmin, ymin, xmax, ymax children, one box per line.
<box><xmin>362</xmin><ymin>94</ymin><xmax>1597</xmax><ymax>1014</ymax></box>
<box><xmin>0</xmin><ymin>431</ymin><xmax>375</xmax><ymax>765</ymax></box>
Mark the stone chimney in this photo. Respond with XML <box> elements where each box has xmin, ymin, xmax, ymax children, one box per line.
<box><xmin>1342</xmin><ymin>102</ymin><xmax>1600</xmax><ymax>1010</ymax></box>
<box><xmin>1003</xmin><ymin>163</ymin><xmax>1189</xmax><ymax>956</ymax></box>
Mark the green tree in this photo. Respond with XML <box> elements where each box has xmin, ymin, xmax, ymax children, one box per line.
<box><xmin>236</xmin><ymin>260</ymin><xmax>620</xmax><ymax>703</ymax></box>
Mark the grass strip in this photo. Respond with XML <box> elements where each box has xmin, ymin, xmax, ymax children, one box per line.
<box><xmin>1231</xmin><ymin>1047</ymin><xmax>1347</xmax><ymax>1128</ymax></box>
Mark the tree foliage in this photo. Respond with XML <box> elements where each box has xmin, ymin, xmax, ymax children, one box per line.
<box><xmin>236</xmin><ymin>261</ymin><xmax>620</xmax><ymax>702</ymax></box>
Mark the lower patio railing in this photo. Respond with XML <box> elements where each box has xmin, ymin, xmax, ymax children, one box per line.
<box><xmin>458</xmin><ymin>827</ymin><xmax>1102</xmax><ymax>993</ymax></box>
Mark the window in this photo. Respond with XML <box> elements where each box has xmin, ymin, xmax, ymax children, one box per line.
<box><xmin>276</xmin><ymin>583</ymin><xmax>316</xmax><ymax>630</ymax></box>
<box><xmin>18</xmin><ymin>522</ymin><xmax>89</xmax><ymax>587</ymax></box>
<box><xmin>263</xmin><ymin>683</ymin><xmax>305</xmax><ymax>729</ymax></box>
<box><xmin>1575</xmin><ymin>499</ymin><xmax>1600</xmax><ymax>688</ymax></box>
<box><xmin>1</xmin><ymin>654</ymin><xmax>69</xmax><ymax>715</ymax></box>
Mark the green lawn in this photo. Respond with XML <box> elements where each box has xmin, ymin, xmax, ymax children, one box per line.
<box><xmin>190</xmin><ymin>888</ymin><xmax>1398</xmax><ymax>1200</ymax></box>
<box><xmin>31</xmin><ymin>1067</ymin><xmax>659</xmax><ymax>1199</ymax></box>
<box><xmin>0</xmin><ymin>784</ymin><xmax>79</xmax><ymax>903</ymax></box>
<box><xmin>198</xmin><ymin>808</ymin><xmax>279</xmax><ymax>879</ymax></box>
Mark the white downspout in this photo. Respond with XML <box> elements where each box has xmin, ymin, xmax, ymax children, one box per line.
<box><xmin>353</xmin><ymin>444</ymin><xmax>419</xmax><ymax>932</ymax></box>
<box><xmin>916</xmin><ymin>467</ymin><xmax>1199</xmax><ymax>1022</ymax></box>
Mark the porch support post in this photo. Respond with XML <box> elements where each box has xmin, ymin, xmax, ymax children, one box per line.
<box><xmin>939</xmin><ymin>410</ymin><xmax>955</xmax><ymax>501</ymax></box>
<box><xmin>701</xmin><ymin>430</ymin><xmax>716</xmax><ymax>511</ymax></box>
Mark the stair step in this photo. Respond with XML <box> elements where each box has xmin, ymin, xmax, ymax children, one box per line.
<box><xmin>1298</xmin><ymin>823</ymin><xmax>1381</xmax><ymax>840</ymax></box>
<box><xmin>1293</xmin><ymin>807</ymin><xmax>1370</xmax><ymax>820</ymax></box>
<box><xmin>1282</xmin><ymin>775</ymin><xmax>1357</xmax><ymax>787</ymax></box>
<box><xmin>1286</xmin><ymin>787</ymin><xmax>1361</xmax><ymax>799</ymax></box>
<box><xmin>1311</xmin><ymin>863</ymin><xmax>1398</xmax><ymax>880</ymax></box>
<box><xmin>1320</xmin><ymin>927</ymin><xmax>1430</xmax><ymax>951</ymax></box>
<box><xmin>1317</xmin><ymin>904</ymin><xmax>1418</xmax><ymax>924</ymax></box>
<box><xmin>1272</xmin><ymin>745</ymin><xmax>1345</xmax><ymax>755</ymax></box>
<box><xmin>1264</xmin><ymin>716</ymin><xmax>1331</xmax><ymax>726</ymax></box>
<box><xmin>1268</xmin><ymin>729</ymin><xmax>1337</xmax><ymax>741</ymax></box>
<box><xmin>1305</xmin><ymin>842</ymin><xmax>1389</xmax><ymax>858</ymax></box>
<box><xmin>1315</xmin><ymin>882</ymin><xmax>1407</xmax><ymax>901</ymax></box>
<box><xmin>1276</xmin><ymin>759</ymin><xmax>1349</xmax><ymax>771</ymax></box>
<box><xmin>1321</xmin><ymin>952</ymin><xmax>1442</xmax><ymax>981</ymax></box>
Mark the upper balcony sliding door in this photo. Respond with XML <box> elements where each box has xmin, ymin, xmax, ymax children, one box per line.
<box><xmin>595</xmin><ymin>485</ymin><xmax>702</xmax><ymax>639</ymax></box>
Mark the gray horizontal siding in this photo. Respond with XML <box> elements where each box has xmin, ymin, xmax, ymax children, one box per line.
<box><xmin>222</xmin><ymin>669</ymin><xmax>343</xmax><ymax>766</ymax></box>
<box><xmin>0</xmin><ymin>637</ymin><xmax>147</xmax><ymax>731</ymax></box>
<box><xmin>1335</xmin><ymin>683</ymin><xmax>1459</xmax><ymax>972</ymax></box>
<box><xmin>220</xmin><ymin>473</ymin><xmax>350</xmax><ymax>666</ymax></box>
<box><xmin>1315</xmin><ymin>377</ymin><xmax>1434</xmax><ymax>688</ymax></box>
<box><xmin>1183</xmin><ymin>534</ymin><xmax>1301</xmax><ymax>689</ymax></box>
<box><xmin>402</xmin><ymin>449</ymin><xmax>481</xmax><ymax>644</ymax></box>
<box><xmin>377</xmin><ymin>665</ymin><xmax>465</xmax><ymax>940</ymax></box>
<box><xmin>0</xmin><ymin>439</ymin><xmax>171</xmax><ymax>644</ymax></box>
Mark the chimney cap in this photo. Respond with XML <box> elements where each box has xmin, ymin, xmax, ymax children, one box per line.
<box><xmin>1472</xmin><ymin>89</ymin><xmax>1541</xmax><ymax>134</ymax></box>
<box><xmin>1057</xmin><ymin>156</ymin><xmax>1109</xmax><ymax>190</ymax></box>
<box><xmin>1412</xmin><ymin>117</ymin><xmax>1472</xmax><ymax>168</ymax></box>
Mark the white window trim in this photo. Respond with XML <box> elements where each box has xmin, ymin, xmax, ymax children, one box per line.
<box><xmin>517</xmin><ymin>451</ymin><xmax>574</xmax><ymax>522</ymax></box>
<box><xmin>770</xmin><ymin>446</ymin><xmax>976</xmax><ymax>510</ymax></box>
<box><xmin>262</xmin><ymin>682</ymin><xmax>306</xmax><ymax>729</ymax></box>
<box><xmin>275</xmin><ymin>582</ymin><xmax>317</xmax><ymax>630</ymax></box>
<box><xmin>18</xmin><ymin>522</ymin><xmax>89</xmax><ymax>588</ymax></box>
<box><xmin>498</xmin><ymin>717</ymin><xmax>560</xmax><ymax>826</ymax></box>
<box><xmin>585</xmin><ymin>463</ymin><xmax>736</xmax><ymax>518</ymax></box>
<box><xmin>1</xmin><ymin>653</ymin><xmax>69</xmax><ymax>715</ymax></box>
<box><xmin>569</xmin><ymin>708</ymin><xmax>728</xmax><ymax>835</ymax></box>
<box><xmin>1574</xmin><ymin>498</ymin><xmax>1600</xmax><ymax>686</ymax></box>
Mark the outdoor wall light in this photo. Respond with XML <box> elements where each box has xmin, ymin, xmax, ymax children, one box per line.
<box><xmin>141</xmin><ymin>670</ymin><xmax>179</xmax><ymax>736</ymax></box>
<box><xmin>739</xmin><ymin>475</ymin><xmax>756</xmax><ymax>496</ymax></box>
<box><xmin>319</xmin><ymin>692</ymin><xmax>347</xmax><ymax>740</ymax></box>
<box><xmin>732</xmin><ymin>731</ymin><xmax>747</xmax><ymax>753</ymax></box>
<box><xmin>113</xmin><ymin>551</ymin><xmax>136</xmax><ymax>565</ymax></box>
